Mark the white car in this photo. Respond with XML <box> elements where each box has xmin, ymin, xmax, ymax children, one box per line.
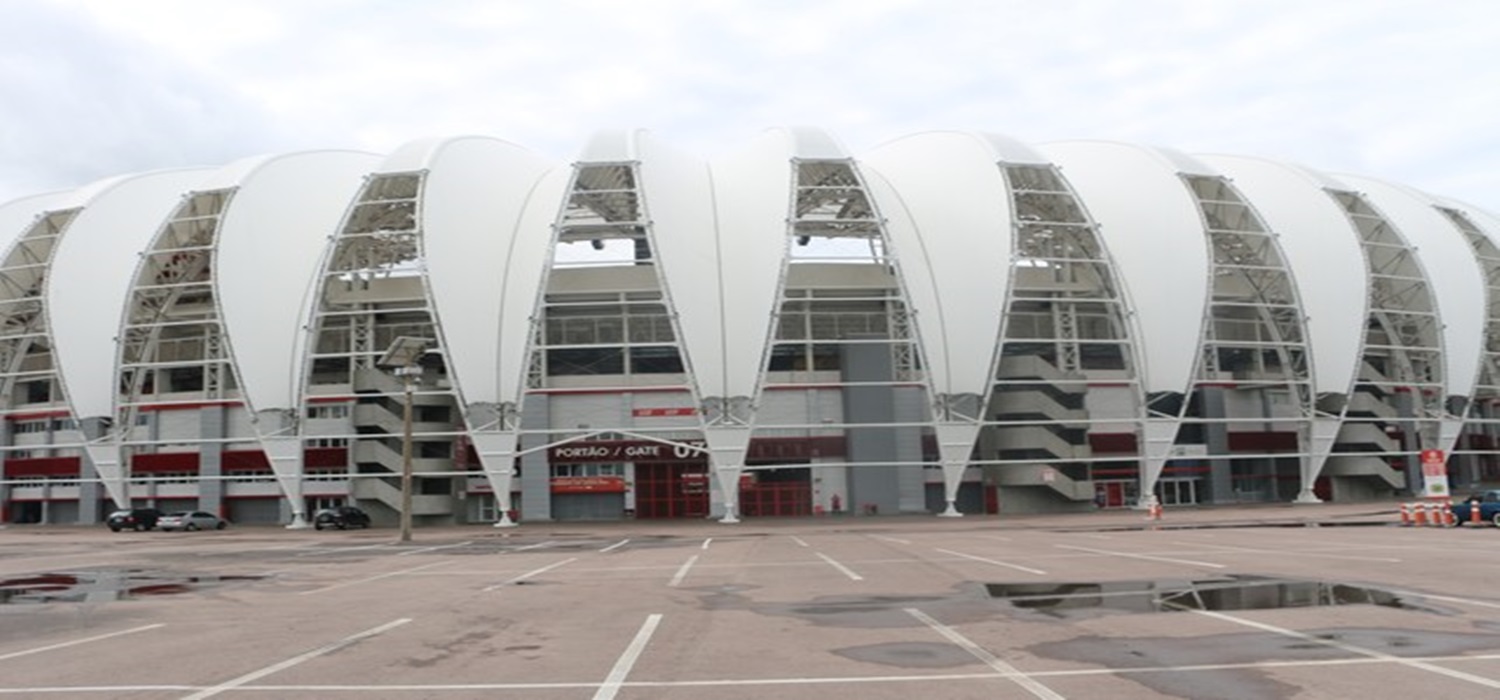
<box><xmin>157</xmin><ymin>511</ymin><xmax>226</xmax><ymax>531</ymax></box>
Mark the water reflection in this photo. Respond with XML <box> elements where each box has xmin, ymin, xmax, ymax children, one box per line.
<box><xmin>986</xmin><ymin>575</ymin><xmax>1413</xmax><ymax>616</ymax></box>
<box><xmin>0</xmin><ymin>570</ymin><xmax>261</xmax><ymax>604</ymax></box>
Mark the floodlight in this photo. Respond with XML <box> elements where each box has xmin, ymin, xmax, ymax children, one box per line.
<box><xmin>377</xmin><ymin>336</ymin><xmax>433</xmax><ymax>368</ymax></box>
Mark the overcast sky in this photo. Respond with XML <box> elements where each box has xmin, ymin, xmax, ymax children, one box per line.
<box><xmin>2</xmin><ymin>0</ymin><xmax>1495</xmax><ymax>213</ymax></box>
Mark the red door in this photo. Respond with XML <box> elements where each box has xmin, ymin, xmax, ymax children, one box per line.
<box><xmin>634</xmin><ymin>462</ymin><xmax>709</xmax><ymax>518</ymax></box>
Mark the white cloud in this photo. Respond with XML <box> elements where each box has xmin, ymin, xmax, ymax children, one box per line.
<box><xmin>1</xmin><ymin>0</ymin><xmax>1495</xmax><ymax>214</ymax></box>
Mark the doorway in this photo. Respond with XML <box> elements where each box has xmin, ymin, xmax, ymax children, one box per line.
<box><xmin>1158</xmin><ymin>478</ymin><xmax>1200</xmax><ymax>506</ymax></box>
<box><xmin>633</xmin><ymin>462</ymin><xmax>710</xmax><ymax>518</ymax></box>
<box><xmin>740</xmin><ymin>466</ymin><xmax>812</xmax><ymax>517</ymax></box>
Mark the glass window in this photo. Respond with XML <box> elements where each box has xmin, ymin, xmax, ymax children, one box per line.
<box><xmin>547</xmin><ymin>348</ymin><xmax>624</xmax><ymax>376</ymax></box>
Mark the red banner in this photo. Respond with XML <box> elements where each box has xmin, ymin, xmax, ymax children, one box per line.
<box><xmin>550</xmin><ymin>476</ymin><xmax>628</xmax><ymax>493</ymax></box>
<box><xmin>632</xmin><ymin>407</ymin><xmax>697</xmax><ymax>417</ymax></box>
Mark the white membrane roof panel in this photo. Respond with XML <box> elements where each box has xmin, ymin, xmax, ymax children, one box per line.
<box><xmin>499</xmin><ymin>166</ymin><xmax>571</xmax><ymax>404</ymax></box>
<box><xmin>1201</xmin><ymin>155</ymin><xmax>1367</xmax><ymax>396</ymax></box>
<box><xmin>421</xmin><ymin>137</ymin><xmax>555</xmax><ymax>407</ymax></box>
<box><xmin>701</xmin><ymin>128</ymin><xmax>813</xmax><ymax>399</ymax></box>
<box><xmin>0</xmin><ymin>190</ymin><xmax>72</xmax><ymax>250</ymax></box>
<box><xmin>1450</xmin><ymin>200</ymin><xmax>1500</xmax><ymax>249</ymax></box>
<box><xmin>863</xmin><ymin>131</ymin><xmax>1016</xmax><ymax>397</ymax></box>
<box><xmin>218</xmin><ymin>151</ymin><xmax>381</xmax><ymax>413</ymax></box>
<box><xmin>48</xmin><ymin>168</ymin><xmax>212</xmax><ymax>420</ymax></box>
<box><xmin>1344</xmin><ymin>174</ymin><xmax>1485</xmax><ymax>399</ymax></box>
<box><xmin>1038</xmin><ymin>141</ymin><xmax>1211</xmax><ymax>394</ymax></box>
<box><xmin>579</xmin><ymin>129</ymin><xmax>636</xmax><ymax>163</ymax></box>
<box><xmin>628</xmin><ymin>131</ymin><xmax>720</xmax><ymax>397</ymax></box>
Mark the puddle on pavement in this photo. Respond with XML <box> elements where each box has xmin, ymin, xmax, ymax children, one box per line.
<box><xmin>986</xmin><ymin>575</ymin><xmax>1422</xmax><ymax>617</ymax></box>
<box><xmin>0</xmin><ymin>570</ymin><xmax>264</xmax><ymax>604</ymax></box>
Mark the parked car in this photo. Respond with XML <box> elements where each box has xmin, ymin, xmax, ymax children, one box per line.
<box><xmin>106</xmin><ymin>508</ymin><xmax>164</xmax><ymax>532</ymax></box>
<box><xmin>157</xmin><ymin>511</ymin><xmax>226</xmax><ymax>531</ymax></box>
<box><xmin>313</xmin><ymin>506</ymin><xmax>371</xmax><ymax>530</ymax></box>
<box><xmin>1450</xmin><ymin>490</ymin><xmax>1500</xmax><ymax>525</ymax></box>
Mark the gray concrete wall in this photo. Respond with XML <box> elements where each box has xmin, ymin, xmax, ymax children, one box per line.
<box><xmin>198</xmin><ymin>407</ymin><xmax>225</xmax><ymax>515</ymax></box>
<box><xmin>519</xmin><ymin>394</ymin><xmax>552</xmax><ymax>521</ymax></box>
<box><xmin>997</xmin><ymin>485</ymin><xmax>1096</xmax><ymax>515</ymax></box>
<box><xmin>843</xmin><ymin>342</ymin><xmax>900</xmax><ymax>515</ymax></box>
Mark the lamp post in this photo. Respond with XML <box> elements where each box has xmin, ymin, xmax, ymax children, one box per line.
<box><xmin>395</xmin><ymin>364</ymin><xmax>421</xmax><ymax>543</ymax></box>
<box><xmin>377</xmin><ymin>336</ymin><xmax>433</xmax><ymax>544</ymax></box>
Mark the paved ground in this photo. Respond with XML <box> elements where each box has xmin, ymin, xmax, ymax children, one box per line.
<box><xmin>2</xmin><ymin>501</ymin><xmax>1499</xmax><ymax>699</ymax></box>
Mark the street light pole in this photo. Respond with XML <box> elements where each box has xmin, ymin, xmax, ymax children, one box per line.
<box><xmin>377</xmin><ymin>336</ymin><xmax>433</xmax><ymax>544</ymax></box>
<box><xmin>396</xmin><ymin>364</ymin><xmax>421</xmax><ymax>543</ymax></box>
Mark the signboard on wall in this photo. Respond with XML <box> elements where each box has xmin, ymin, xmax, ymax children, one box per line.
<box><xmin>550</xmin><ymin>476</ymin><xmax>628</xmax><ymax>494</ymax></box>
<box><xmin>631</xmin><ymin>407</ymin><xmax>697</xmax><ymax>417</ymax></box>
<box><xmin>1420</xmin><ymin>448</ymin><xmax>1449</xmax><ymax>498</ymax></box>
<box><xmin>547</xmin><ymin>437</ymin><xmax>847</xmax><ymax>464</ymax></box>
<box><xmin>550</xmin><ymin>440</ymin><xmax>707</xmax><ymax>463</ymax></box>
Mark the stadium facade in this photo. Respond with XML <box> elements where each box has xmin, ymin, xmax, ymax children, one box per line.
<box><xmin>2</xmin><ymin>128</ymin><xmax>1496</xmax><ymax>527</ymax></box>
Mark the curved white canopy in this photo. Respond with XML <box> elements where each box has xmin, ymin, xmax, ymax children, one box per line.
<box><xmin>414</xmin><ymin>137</ymin><xmax>556</xmax><ymax>408</ymax></box>
<box><xmin>617</xmin><ymin>131</ymin><xmax>719</xmax><ymax>397</ymax></box>
<box><xmin>217</xmin><ymin>151</ymin><xmax>382</xmax><ymax>414</ymax></box>
<box><xmin>1201</xmin><ymin>155</ymin><xmax>1367</xmax><ymax>396</ymax></box>
<box><xmin>0</xmin><ymin>191</ymin><xmax>72</xmax><ymax>250</ymax></box>
<box><xmin>48</xmin><ymin>168</ymin><xmax>212</xmax><ymax>421</ymax></box>
<box><xmin>1038</xmin><ymin>141</ymin><xmax>1211</xmax><ymax>394</ymax></box>
<box><xmin>500</xmin><ymin>167</ymin><xmax>572</xmax><ymax>404</ymax></box>
<box><xmin>863</xmin><ymin>131</ymin><xmax>1019</xmax><ymax>398</ymax></box>
<box><xmin>701</xmin><ymin>127</ymin><xmax>839</xmax><ymax>400</ymax></box>
<box><xmin>1341</xmin><ymin>174</ymin><xmax>1484</xmax><ymax>400</ymax></box>
<box><xmin>1450</xmin><ymin>200</ymin><xmax>1500</xmax><ymax>251</ymax></box>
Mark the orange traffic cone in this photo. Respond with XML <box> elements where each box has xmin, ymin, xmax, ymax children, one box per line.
<box><xmin>1414</xmin><ymin>503</ymin><xmax>1429</xmax><ymax>526</ymax></box>
<box><xmin>1399</xmin><ymin>502</ymin><xmax>1412</xmax><ymax>526</ymax></box>
<box><xmin>1443</xmin><ymin>501</ymin><xmax>1456</xmax><ymax>527</ymax></box>
<box><xmin>1472</xmin><ymin>500</ymin><xmax>1483</xmax><ymax>527</ymax></box>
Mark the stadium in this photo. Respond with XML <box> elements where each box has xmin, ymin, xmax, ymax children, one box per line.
<box><xmin>1</xmin><ymin>127</ymin><xmax>1495</xmax><ymax>528</ymax></box>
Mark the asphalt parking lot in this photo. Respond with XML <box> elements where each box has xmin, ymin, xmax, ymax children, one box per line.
<box><xmin>2</xmin><ymin>502</ymin><xmax>1499</xmax><ymax>699</ymax></box>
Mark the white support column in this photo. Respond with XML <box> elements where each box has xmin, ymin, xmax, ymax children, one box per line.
<box><xmin>260</xmin><ymin>434</ymin><xmax>309</xmax><ymax>528</ymax></box>
<box><xmin>934</xmin><ymin>422</ymin><xmax>982</xmax><ymax>517</ymax></box>
<box><xmin>84</xmin><ymin>442</ymin><xmax>128</xmax><ymax>509</ymax></box>
<box><xmin>1297</xmin><ymin>416</ymin><xmax>1341</xmax><ymax>504</ymax></box>
<box><xmin>703</xmin><ymin>426</ymin><xmax>752</xmax><ymax>524</ymax></box>
<box><xmin>469</xmin><ymin>431</ymin><xmax>519</xmax><ymax>527</ymax></box>
<box><xmin>1138</xmin><ymin>419</ymin><xmax>1179</xmax><ymax>509</ymax></box>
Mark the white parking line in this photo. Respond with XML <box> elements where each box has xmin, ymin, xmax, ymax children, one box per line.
<box><xmin>906</xmin><ymin>608</ymin><xmax>1065</xmax><ymax>700</ymax></box>
<box><xmin>482</xmin><ymin>558</ymin><xmax>578</xmax><ymax>591</ymax></box>
<box><xmin>790</xmin><ymin>536</ymin><xmax>809</xmax><ymax>547</ymax></box>
<box><xmin>1180</xmin><ymin>606</ymin><xmax>1500</xmax><ymax>689</ymax></box>
<box><xmin>0</xmin><ymin>624</ymin><xmax>165</xmax><ymax>662</ymax></box>
<box><xmin>816</xmin><ymin>552</ymin><xmax>864</xmax><ymax>581</ymax></box>
<box><xmin>295</xmin><ymin>543</ymin><xmax>391</xmax><ymax>557</ymax></box>
<box><xmin>935</xmin><ymin>548</ymin><xmax>1047</xmax><ymax>575</ymax></box>
<box><xmin>872</xmin><ymin>535</ymin><xmax>911</xmax><ymax>545</ymax></box>
<box><xmin>1393</xmin><ymin>590</ymin><xmax>1500</xmax><ymax>611</ymax></box>
<box><xmin>599</xmin><ymin>539</ymin><xmax>630</xmax><ymax>553</ymax></box>
<box><xmin>512</xmin><ymin>541</ymin><xmax>555</xmax><ymax>552</ymax></box>
<box><xmin>591</xmin><ymin>614</ymin><xmax>663</xmax><ymax>700</ymax></box>
<box><xmin>668</xmin><ymin>555</ymin><xmax>698</xmax><ymax>587</ymax></box>
<box><xmin>1172</xmin><ymin>541</ymin><xmax>1401</xmax><ymax>563</ymax></box>
<box><xmin>701</xmin><ymin>538</ymin><xmax>712</xmax><ymax>550</ymax></box>
<box><xmin>397</xmin><ymin>541</ymin><xmax>472</xmax><ymax>556</ymax></box>
<box><xmin>300</xmin><ymin>560</ymin><xmax>452</xmax><ymax>595</ymax></box>
<box><xmin>1056</xmin><ymin>544</ymin><xmax>1226</xmax><ymax>569</ymax></box>
<box><xmin>178</xmin><ymin>618</ymin><xmax>411</xmax><ymax>699</ymax></box>
<box><xmin>14</xmin><ymin>653</ymin><xmax>1500</xmax><ymax>695</ymax></box>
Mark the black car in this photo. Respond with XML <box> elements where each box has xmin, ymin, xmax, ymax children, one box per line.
<box><xmin>106</xmin><ymin>508</ymin><xmax>164</xmax><ymax>532</ymax></box>
<box><xmin>313</xmin><ymin>506</ymin><xmax>371</xmax><ymax>530</ymax></box>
